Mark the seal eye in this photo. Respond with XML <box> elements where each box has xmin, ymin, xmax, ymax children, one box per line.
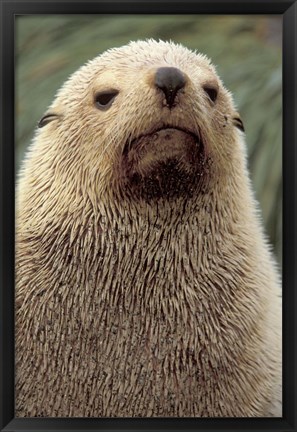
<box><xmin>203</xmin><ymin>85</ymin><xmax>218</xmax><ymax>103</ymax></box>
<box><xmin>95</xmin><ymin>90</ymin><xmax>119</xmax><ymax>110</ymax></box>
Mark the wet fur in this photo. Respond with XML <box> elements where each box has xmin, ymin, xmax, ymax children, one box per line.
<box><xmin>16</xmin><ymin>40</ymin><xmax>281</xmax><ymax>417</ymax></box>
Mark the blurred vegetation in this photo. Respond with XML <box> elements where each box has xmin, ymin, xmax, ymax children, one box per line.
<box><xmin>16</xmin><ymin>15</ymin><xmax>282</xmax><ymax>267</ymax></box>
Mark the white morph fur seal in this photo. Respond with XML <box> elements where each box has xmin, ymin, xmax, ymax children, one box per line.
<box><xmin>16</xmin><ymin>40</ymin><xmax>281</xmax><ymax>417</ymax></box>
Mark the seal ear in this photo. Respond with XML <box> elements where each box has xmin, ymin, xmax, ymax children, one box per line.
<box><xmin>38</xmin><ymin>113</ymin><xmax>60</xmax><ymax>128</ymax></box>
<box><xmin>232</xmin><ymin>113</ymin><xmax>245</xmax><ymax>132</ymax></box>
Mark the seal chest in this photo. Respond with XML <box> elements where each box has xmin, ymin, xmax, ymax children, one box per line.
<box><xmin>16</xmin><ymin>40</ymin><xmax>281</xmax><ymax>417</ymax></box>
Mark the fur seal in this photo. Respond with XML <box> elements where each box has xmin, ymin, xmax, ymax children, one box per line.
<box><xmin>16</xmin><ymin>39</ymin><xmax>282</xmax><ymax>417</ymax></box>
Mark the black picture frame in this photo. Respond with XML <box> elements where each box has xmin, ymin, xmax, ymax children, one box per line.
<box><xmin>1</xmin><ymin>1</ymin><xmax>296</xmax><ymax>431</ymax></box>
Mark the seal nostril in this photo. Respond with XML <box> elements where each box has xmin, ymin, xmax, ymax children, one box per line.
<box><xmin>155</xmin><ymin>67</ymin><xmax>186</xmax><ymax>108</ymax></box>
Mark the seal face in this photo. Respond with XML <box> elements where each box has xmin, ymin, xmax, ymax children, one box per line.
<box><xmin>16</xmin><ymin>40</ymin><xmax>281</xmax><ymax>418</ymax></box>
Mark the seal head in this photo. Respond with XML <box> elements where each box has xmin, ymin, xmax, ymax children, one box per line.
<box><xmin>36</xmin><ymin>39</ymin><xmax>243</xmax><ymax>207</ymax></box>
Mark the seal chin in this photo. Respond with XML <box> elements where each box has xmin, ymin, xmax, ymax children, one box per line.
<box><xmin>120</xmin><ymin>126</ymin><xmax>206</xmax><ymax>200</ymax></box>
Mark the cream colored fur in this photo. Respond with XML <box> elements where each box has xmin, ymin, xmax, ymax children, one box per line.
<box><xmin>15</xmin><ymin>40</ymin><xmax>282</xmax><ymax>417</ymax></box>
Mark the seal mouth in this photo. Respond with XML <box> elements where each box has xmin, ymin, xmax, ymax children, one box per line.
<box><xmin>119</xmin><ymin>125</ymin><xmax>207</xmax><ymax>201</ymax></box>
<box><xmin>123</xmin><ymin>126</ymin><xmax>203</xmax><ymax>156</ymax></box>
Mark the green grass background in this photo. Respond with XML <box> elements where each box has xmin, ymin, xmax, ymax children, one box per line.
<box><xmin>16</xmin><ymin>15</ymin><xmax>282</xmax><ymax>267</ymax></box>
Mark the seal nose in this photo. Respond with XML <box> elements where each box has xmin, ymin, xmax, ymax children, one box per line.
<box><xmin>155</xmin><ymin>67</ymin><xmax>186</xmax><ymax>108</ymax></box>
